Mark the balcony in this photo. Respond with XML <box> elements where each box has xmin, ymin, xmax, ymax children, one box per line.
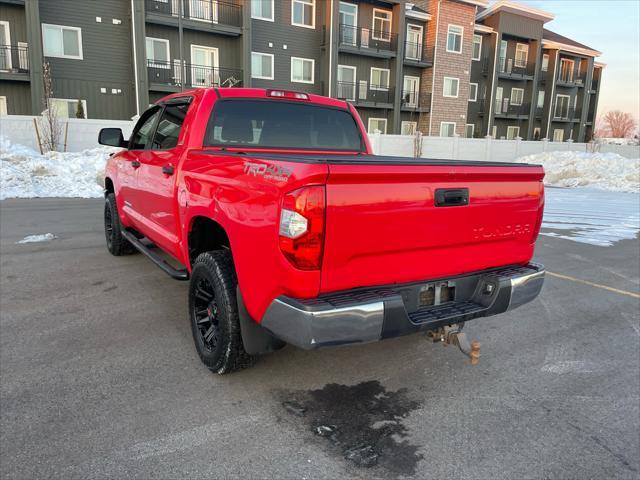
<box><xmin>147</xmin><ymin>60</ymin><xmax>242</xmax><ymax>91</ymax></box>
<box><xmin>552</xmin><ymin>107</ymin><xmax>581</xmax><ymax>122</ymax></box>
<box><xmin>338</xmin><ymin>24</ymin><xmax>397</xmax><ymax>58</ymax></box>
<box><xmin>590</xmin><ymin>79</ymin><xmax>599</xmax><ymax>92</ymax></box>
<box><xmin>556</xmin><ymin>73</ymin><xmax>585</xmax><ymax>88</ymax></box>
<box><xmin>497</xmin><ymin>57</ymin><xmax>535</xmax><ymax>80</ymax></box>
<box><xmin>0</xmin><ymin>44</ymin><xmax>29</xmax><ymax>81</ymax></box>
<box><xmin>534</xmin><ymin>106</ymin><xmax>544</xmax><ymax>118</ymax></box>
<box><xmin>403</xmin><ymin>43</ymin><xmax>433</xmax><ymax>67</ymax></box>
<box><xmin>145</xmin><ymin>0</ymin><xmax>242</xmax><ymax>35</ymax></box>
<box><xmin>400</xmin><ymin>90</ymin><xmax>431</xmax><ymax>112</ymax></box>
<box><xmin>335</xmin><ymin>81</ymin><xmax>394</xmax><ymax>108</ymax></box>
<box><xmin>476</xmin><ymin>98</ymin><xmax>488</xmax><ymax>115</ymax></box>
<box><xmin>494</xmin><ymin>98</ymin><xmax>530</xmax><ymax>118</ymax></box>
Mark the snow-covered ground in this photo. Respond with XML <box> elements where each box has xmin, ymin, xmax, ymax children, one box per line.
<box><xmin>515</xmin><ymin>150</ymin><xmax>640</xmax><ymax>192</ymax></box>
<box><xmin>0</xmin><ymin>138</ymin><xmax>119</xmax><ymax>200</ymax></box>
<box><xmin>16</xmin><ymin>233</ymin><xmax>57</xmax><ymax>244</ymax></box>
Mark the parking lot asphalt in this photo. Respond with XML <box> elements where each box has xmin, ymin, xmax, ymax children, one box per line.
<box><xmin>1</xmin><ymin>198</ymin><xmax>639</xmax><ymax>480</ymax></box>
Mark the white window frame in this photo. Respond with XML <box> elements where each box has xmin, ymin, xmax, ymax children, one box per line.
<box><xmin>514</xmin><ymin>43</ymin><xmax>528</xmax><ymax>68</ymax></box>
<box><xmin>405</xmin><ymin>24</ymin><xmax>423</xmax><ymax>60</ymax></box>
<box><xmin>491</xmin><ymin>125</ymin><xmax>497</xmax><ymax>138</ymax></box>
<box><xmin>468</xmin><ymin>83</ymin><xmax>478</xmax><ymax>102</ymax></box>
<box><xmin>0</xmin><ymin>21</ymin><xmax>12</xmax><ymax>70</ymax></box>
<box><xmin>443</xmin><ymin>76</ymin><xmax>459</xmax><ymax>98</ymax></box>
<box><xmin>560</xmin><ymin>58</ymin><xmax>575</xmax><ymax>82</ymax></box>
<box><xmin>251</xmin><ymin>51</ymin><xmax>274</xmax><ymax>80</ymax></box>
<box><xmin>251</xmin><ymin>0</ymin><xmax>274</xmax><ymax>21</ymax></box>
<box><xmin>146</xmin><ymin>37</ymin><xmax>170</xmax><ymax>68</ymax></box>
<box><xmin>290</xmin><ymin>56</ymin><xmax>314</xmax><ymax>84</ymax></box>
<box><xmin>446</xmin><ymin>24</ymin><xmax>463</xmax><ymax>54</ymax></box>
<box><xmin>368</xmin><ymin>117</ymin><xmax>387</xmax><ymax>134</ymax></box>
<box><xmin>537</xmin><ymin>89</ymin><xmax>545</xmax><ymax>108</ymax></box>
<box><xmin>291</xmin><ymin>0</ymin><xmax>315</xmax><ymax>29</ymax></box>
<box><xmin>50</xmin><ymin>98</ymin><xmax>88</xmax><ymax>118</ymax></box>
<box><xmin>506</xmin><ymin>126</ymin><xmax>520</xmax><ymax>140</ymax></box>
<box><xmin>337</xmin><ymin>64</ymin><xmax>357</xmax><ymax>101</ymax></box>
<box><xmin>555</xmin><ymin>94</ymin><xmax>570</xmax><ymax>117</ymax></box>
<box><xmin>541</xmin><ymin>53</ymin><xmax>549</xmax><ymax>72</ymax></box>
<box><xmin>553</xmin><ymin>128</ymin><xmax>564</xmax><ymax>142</ymax></box>
<box><xmin>370</xmin><ymin>67</ymin><xmax>390</xmax><ymax>91</ymax></box>
<box><xmin>401</xmin><ymin>121</ymin><xmax>417</xmax><ymax>136</ymax></box>
<box><xmin>42</xmin><ymin>23</ymin><xmax>83</xmax><ymax>60</ymax></box>
<box><xmin>372</xmin><ymin>8</ymin><xmax>392</xmax><ymax>42</ymax></box>
<box><xmin>465</xmin><ymin>123</ymin><xmax>474</xmax><ymax>138</ymax></box>
<box><xmin>472</xmin><ymin>34</ymin><xmax>482</xmax><ymax>61</ymax></box>
<box><xmin>403</xmin><ymin>75</ymin><xmax>420</xmax><ymax>106</ymax></box>
<box><xmin>440</xmin><ymin>121</ymin><xmax>456</xmax><ymax>137</ymax></box>
<box><xmin>510</xmin><ymin>87</ymin><xmax>524</xmax><ymax>106</ymax></box>
<box><xmin>0</xmin><ymin>96</ymin><xmax>7</xmax><ymax>116</ymax></box>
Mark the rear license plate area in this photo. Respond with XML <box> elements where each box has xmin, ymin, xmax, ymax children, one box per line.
<box><xmin>419</xmin><ymin>281</ymin><xmax>456</xmax><ymax>307</ymax></box>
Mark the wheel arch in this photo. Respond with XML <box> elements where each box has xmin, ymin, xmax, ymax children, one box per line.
<box><xmin>104</xmin><ymin>177</ymin><xmax>114</xmax><ymax>196</ymax></box>
<box><xmin>187</xmin><ymin>216</ymin><xmax>232</xmax><ymax>269</ymax></box>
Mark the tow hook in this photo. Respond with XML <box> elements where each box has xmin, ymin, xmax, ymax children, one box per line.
<box><xmin>427</xmin><ymin>324</ymin><xmax>480</xmax><ymax>365</ymax></box>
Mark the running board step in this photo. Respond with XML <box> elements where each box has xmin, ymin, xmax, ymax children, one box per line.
<box><xmin>121</xmin><ymin>229</ymin><xmax>189</xmax><ymax>281</ymax></box>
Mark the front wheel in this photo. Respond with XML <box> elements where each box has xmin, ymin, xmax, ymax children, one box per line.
<box><xmin>188</xmin><ymin>250</ymin><xmax>255</xmax><ymax>374</ymax></box>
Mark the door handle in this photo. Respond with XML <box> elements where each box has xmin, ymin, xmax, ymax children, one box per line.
<box><xmin>435</xmin><ymin>188</ymin><xmax>469</xmax><ymax>207</ymax></box>
<box><xmin>162</xmin><ymin>165</ymin><xmax>175</xmax><ymax>176</ymax></box>
<box><xmin>131</xmin><ymin>160</ymin><xmax>141</xmax><ymax>168</ymax></box>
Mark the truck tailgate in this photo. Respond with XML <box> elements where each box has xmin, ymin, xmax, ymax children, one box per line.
<box><xmin>321</xmin><ymin>161</ymin><xmax>544</xmax><ymax>293</ymax></box>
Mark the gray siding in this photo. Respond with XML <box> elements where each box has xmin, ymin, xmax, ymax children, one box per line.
<box><xmin>0</xmin><ymin>3</ymin><xmax>28</xmax><ymax>43</ymax></box>
<box><xmin>250</xmin><ymin>0</ymin><xmax>328</xmax><ymax>94</ymax></box>
<box><xmin>0</xmin><ymin>80</ymin><xmax>30</xmax><ymax>114</ymax></box>
<box><xmin>39</xmin><ymin>0</ymin><xmax>135</xmax><ymax>119</ymax></box>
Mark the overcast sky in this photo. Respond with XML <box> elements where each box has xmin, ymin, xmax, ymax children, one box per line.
<box><xmin>517</xmin><ymin>0</ymin><xmax>640</xmax><ymax>121</ymax></box>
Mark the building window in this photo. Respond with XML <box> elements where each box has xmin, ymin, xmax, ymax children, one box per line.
<box><xmin>464</xmin><ymin>124</ymin><xmax>474</xmax><ymax>138</ymax></box>
<box><xmin>291</xmin><ymin>56</ymin><xmax>314</xmax><ymax>83</ymax></box>
<box><xmin>50</xmin><ymin>98</ymin><xmax>87</xmax><ymax>118</ymax></box>
<box><xmin>370</xmin><ymin>68</ymin><xmax>390</xmax><ymax>90</ymax></box>
<box><xmin>537</xmin><ymin>90</ymin><xmax>545</xmax><ymax>108</ymax></box>
<box><xmin>469</xmin><ymin>83</ymin><xmax>478</xmax><ymax>102</ymax></box>
<box><xmin>443</xmin><ymin>77</ymin><xmax>459</xmax><ymax>98</ymax></box>
<box><xmin>146</xmin><ymin>37</ymin><xmax>170</xmax><ymax>67</ymax></box>
<box><xmin>372</xmin><ymin>9</ymin><xmax>392</xmax><ymax>41</ymax></box>
<box><xmin>251</xmin><ymin>52</ymin><xmax>274</xmax><ymax>79</ymax></box>
<box><xmin>553</xmin><ymin>129</ymin><xmax>564</xmax><ymax>142</ymax></box>
<box><xmin>533</xmin><ymin>127</ymin><xmax>541</xmax><ymax>140</ymax></box>
<box><xmin>491</xmin><ymin>125</ymin><xmax>497</xmax><ymax>138</ymax></box>
<box><xmin>406</xmin><ymin>24</ymin><xmax>423</xmax><ymax>60</ymax></box>
<box><xmin>559</xmin><ymin>58</ymin><xmax>575</xmax><ymax>82</ymax></box>
<box><xmin>510</xmin><ymin>88</ymin><xmax>524</xmax><ymax>106</ymax></box>
<box><xmin>440</xmin><ymin>122</ymin><xmax>456</xmax><ymax>137</ymax></box>
<box><xmin>506</xmin><ymin>126</ymin><xmax>520</xmax><ymax>140</ymax></box>
<box><xmin>0</xmin><ymin>96</ymin><xmax>7</xmax><ymax>116</ymax></box>
<box><xmin>368</xmin><ymin>117</ymin><xmax>387</xmax><ymax>134</ymax></box>
<box><xmin>401</xmin><ymin>121</ymin><xmax>417</xmax><ymax>135</ymax></box>
<box><xmin>292</xmin><ymin>0</ymin><xmax>315</xmax><ymax>29</ymax></box>
<box><xmin>515</xmin><ymin>43</ymin><xmax>528</xmax><ymax>68</ymax></box>
<box><xmin>42</xmin><ymin>24</ymin><xmax>83</xmax><ymax>59</ymax></box>
<box><xmin>472</xmin><ymin>34</ymin><xmax>482</xmax><ymax>61</ymax></box>
<box><xmin>555</xmin><ymin>94</ymin><xmax>570</xmax><ymax>117</ymax></box>
<box><xmin>446</xmin><ymin>25</ymin><xmax>463</xmax><ymax>53</ymax></box>
<box><xmin>541</xmin><ymin>54</ymin><xmax>549</xmax><ymax>72</ymax></box>
<box><xmin>337</xmin><ymin>65</ymin><xmax>357</xmax><ymax>100</ymax></box>
<box><xmin>251</xmin><ymin>0</ymin><xmax>274</xmax><ymax>21</ymax></box>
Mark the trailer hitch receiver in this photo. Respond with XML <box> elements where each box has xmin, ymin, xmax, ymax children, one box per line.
<box><xmin>428</xmin><ymin>324</ymin><xmax>480</xmax><ymax>365</ymax></box>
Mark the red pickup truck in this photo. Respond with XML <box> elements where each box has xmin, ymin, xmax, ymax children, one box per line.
<box><xmin>99</xmin><ymin>87</ymin><xmax>545</xmax><ymax>374</ymax></box>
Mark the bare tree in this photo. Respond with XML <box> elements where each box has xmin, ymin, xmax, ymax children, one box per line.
<box><xmin>601</xmin><ymin>110</ymin><xmax>637</xmax><ymax>138</ymax></box>
<box><xmin>37</xmin><ymin>62</ymin><xmax>62</xmax><ymax>152</ymax></box>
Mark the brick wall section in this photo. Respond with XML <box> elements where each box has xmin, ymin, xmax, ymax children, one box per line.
<box><xmin>415</xmin><ymin>0</ymin><xmax>476</xmax><ymax>135</ymax></box>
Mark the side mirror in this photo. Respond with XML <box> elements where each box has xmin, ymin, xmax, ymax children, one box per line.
<box><xmin>98</xmin><ymin>128</ymin><xmax>127</xmax><ymax>148</ymax></box>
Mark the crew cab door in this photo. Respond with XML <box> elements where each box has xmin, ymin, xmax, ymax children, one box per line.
<box><xmin>134</xmin><ymin>99</ymin><xmax>190</xmax><ymax>260</ymax></box>
<box><xmin>119</xmin><ymin>105</ymin><xmax>163</xmax><ymax>227</ymax></box>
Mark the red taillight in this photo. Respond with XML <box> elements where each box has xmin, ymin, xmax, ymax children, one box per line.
<box><xmin>531</xmin><ymin>188</ymin><xmax>545</xmax><ymax>243</ymax></box>
<box><xmin>279</xmin><ymin>186</ymin><xmax>325</xmax><ymax>270</ymax></box>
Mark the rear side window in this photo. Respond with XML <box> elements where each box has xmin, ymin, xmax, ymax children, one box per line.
<box><xmin>204</xmin><ymin>99</ymin><xmax>363</xmax><ymax>151</ymax></box>
<box><xmin>151</xmin><ymin>103</ymin><xmax>189</xmax><ymax>150</ymax></box>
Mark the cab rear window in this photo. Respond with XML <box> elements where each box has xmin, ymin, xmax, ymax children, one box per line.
<box><xmin>204</xmin><ymin>99</ymin><xmax>364</xmax><ymax>151</ymax></box>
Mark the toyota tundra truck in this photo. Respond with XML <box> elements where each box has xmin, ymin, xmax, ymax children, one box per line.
<box><xmin>99</xmin><ymin>87</ymin><xmax>545</xmax><ymax>374</ymax></box>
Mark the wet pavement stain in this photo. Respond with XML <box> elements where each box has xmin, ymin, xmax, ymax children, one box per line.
<box><xmin>281</xmin><ymin>381</ymin><xmax>423</xmax><ymax>477</ymax></box>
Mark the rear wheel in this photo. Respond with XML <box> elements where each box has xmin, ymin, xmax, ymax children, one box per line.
<box><xmin>104</xmin><ymin>193</ymin><xmax>135</xmax><ymax>256</ymax></box>
<box><xmin>189</xmin><ymin>250</ymin><xmax>255</xmax><ymax>374</ymax></box>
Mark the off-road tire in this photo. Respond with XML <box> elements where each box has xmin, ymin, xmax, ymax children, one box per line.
<box><xmin>189</xmin><ymin>250</ymin><xmax>255</xmax><ymax>374</ymax></box>
<box><xmin>104</xmin><ymin>193</ymin><xmax>135</xmax><ymax>256</ymax></box>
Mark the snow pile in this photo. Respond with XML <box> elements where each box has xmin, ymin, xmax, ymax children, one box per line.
<box><xmin>0</xmin><ymin>137</ymin><xmax>120</xmax><ymax>199</ymax></box>
<box><xmin>16</xmin><ymin>233</ymin><xmax>57</xmax><ymax>244</ymax></box>
<box><xmin>515</xmin><ymin>151</ymin><xmax>640</xmax><ymax>192</ymax></box>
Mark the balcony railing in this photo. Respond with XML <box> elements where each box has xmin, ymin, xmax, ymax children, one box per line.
<box><xmin>404</xmin><ymin>42</ymin><xmax>433</xmax><ymax>64</ymax></box>
<box><xmin>553</xmin><ymin>107</ymin><xmax>580</xmax><ymax>121</ymax></box>
<box><xmin>147</xmin><ymin>60</ymin><xmax>242</xmax><ymax>88</ymax></box>
<box><xmin>401</xmin><ymin>90</ymin><xmax>431</xmax><ymax>111</ymax></box>
<box><xmin>338</xmin><ymin>24</ymin><xmax>397</xmax><ymax>53</ymax></box>
<box><xmin>556</xmin><ymin>73</ymin><xmax>585</xmax><ymax>87</ymax></box>
<box><xmin>498</xmin><ymin>57</ymin><xmax>535</xmax><ymax>78</ymax></box>
<box><xmin>335</xmin><ymin>81</ymin><xmax>394</xmax><ymax>105</ymax></box>
<box><xmin>494</xmin><ymin>98</ymin><xmax>530</xmax><ymax>117</ymax></box>
<box><xmin>145</xmin><ymin>0</ymin><xmax>242</xmax><ymax>28</ymax></box>
<box><xmin>0</xmin><ymin>44</ymin><xmax>29</xmax><ymax>73</ymax></box>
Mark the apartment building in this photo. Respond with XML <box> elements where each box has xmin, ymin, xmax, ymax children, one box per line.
<box><xmin>0</xmin><ymin>0</ymin><xmax>602</xmax><ymax>141</ymax></box>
